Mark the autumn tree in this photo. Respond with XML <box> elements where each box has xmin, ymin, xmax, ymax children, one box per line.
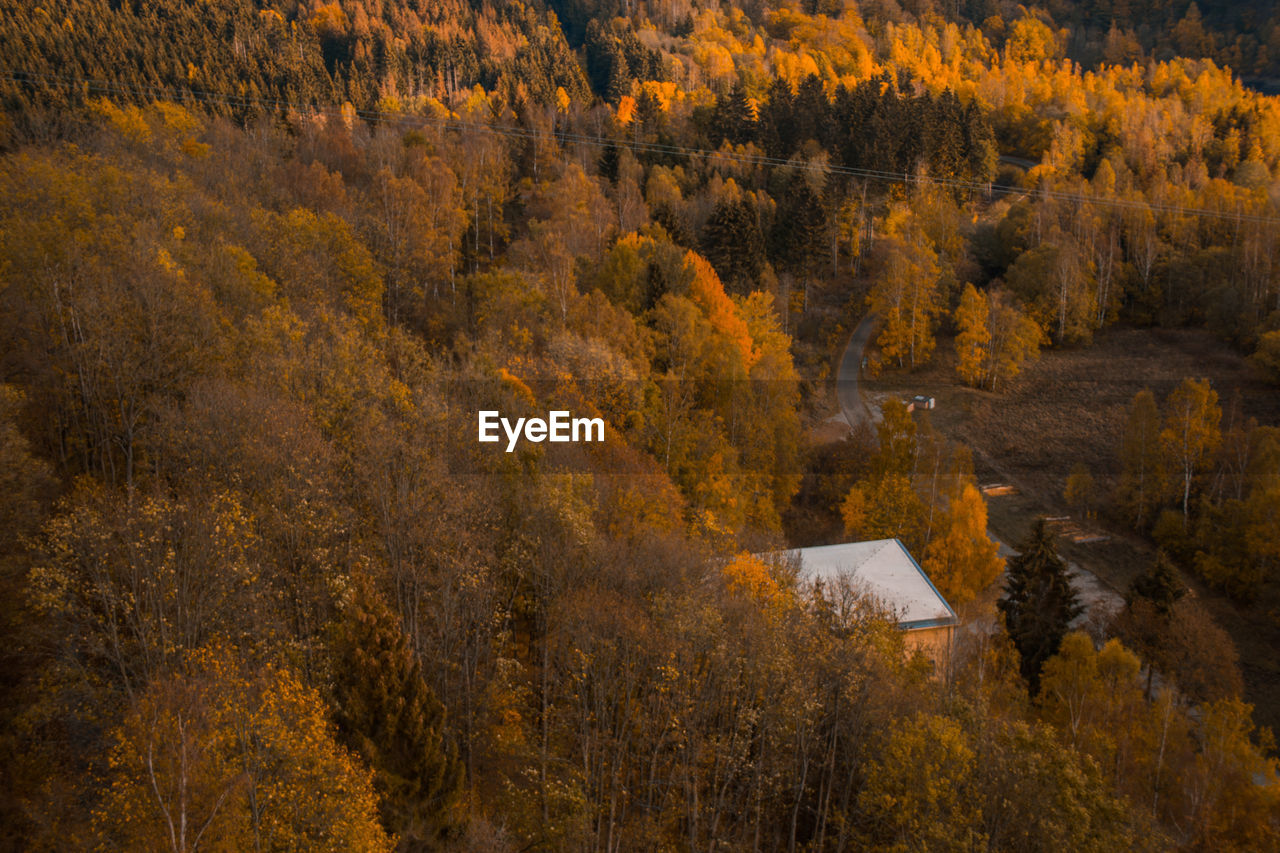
<box><xmin>1251</xmin><ymin>330</ymin><xmax>1280</xmax><ymax>382</ymax></box>
<box><xmin>872</xmin><ymin>397</ymin><xmax>919</xmax><ymax>481</ymax></box>
<box><xmin>510</xmin><ymin>160</ymin><xmax>615</xmax><ymax>323</ymax></box>
<box><xmin>954</xmin><ymin>283</ymin><xmax>990</xmax><ymax>387</ymax></box>
<box><xmin>858</xmin><ymin>713</ymin><xmax>982</xmax><ymax>850</ymax></box>
<box><xmin>94</xmin><ymin>646</ymin><xmax>391</xmax><ymax>852</ymax></box>
<box><xmin>722</xmin><ymin>552</ymin><xmax>790</xmax><ymax>612</ymax></box>
<box><xmin>29</xmin><ymin>487</ymin><xmax>260</xmax><ymax>699</ymax></box>
<box><xmin>841</xmin><ymin>473</ymin><xmax>928</xmax><ymax>554</ymax></box>
<box><xmin>1039</xmin><ymin>633</ymin><xmax>1132</xmax><ymax>750</ymax></box>
<box><xmin>867</xmin><ymin>230</ymin><xmax>943</xmax><ymax>368</ymax></box>
<box><xmin>1184</xmin><ymin>698</ymin><xmax>1280</xmax><ymax>850</ymax></box>
<box><xmin>1064</xmin><ymin>462</ymin><xmax>1097</xmax><ymax>518</ymax></box>
<box><xmin>1004</xmin><ymin>240</ymin><xmax>1096</xmax><ymax>345</ymax></box>
<box><xmin>972</xmin><ymin>715</ymin><xmax>1136</xmax><ymax>850</ymax></box>
<box><xmin>1116</xmin><ymin>389</ymin><xmax>1166</xmax><ymax>529</ymax></box>
<box><xmin>923</xmin><ymin>481</ymin><xmax>1003</xmax><ymax>606</ymax></box>
<box><xmin>363</xmin><ymin>151</ymin><xmax>465</xmax><ymax>317</ymax></box>
<box><xmin>954</xmin><ymin>285</ymin><xmax>1042</xmax><ymax>390</ymax></box>
<box><xmin>1038</xmin><ymin>633</ymin><xmax>1156</xmax><ymax>807</ymax></box>
<box><xmin>1161</xmin><ymin>378</ymin><xmax>1222</xmax><ymax>522</ymax></box>
<box><xmin>998</xmin><ymin>519</ymin><xmax>1082</xmax><ymax>692</ymax></box>
<box><xmin>0</xmin><ymin>149</ymin><xmax>224</xmax><ymax>491</ymax></box>
<box><xmin>732</xmin><ymin>291</ymin><xmax>804</xmax><ymax>528</ymax></box>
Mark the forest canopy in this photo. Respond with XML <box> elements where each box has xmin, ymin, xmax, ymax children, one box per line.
<box><xmin>1</xmin><ymin>0</ymin><xmax>1279</xmax><ymax>850</ymax></box>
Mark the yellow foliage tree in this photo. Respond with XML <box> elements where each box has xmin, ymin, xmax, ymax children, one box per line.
<box><xmin>858</xmin><ymin>713</ymin><xmax>981</xmax><ymax>849</ymax></box>
<box><xmin>1160</xmin><ymin>377</ymin><xmax>1221</xmax><ymax>522</ymax></box>
<box><xmin>954</xmin><ymin>283</ymin><xmax>990</xmax><ymax>387</ymax></box>
<box><xmin>684</xmin><ymin>250</ymin><xmax>754</xmax><ymax>371</ymax></box>
<box><xmin>841</xmin><ymin>473</ymin><xmax>928</xmax><ymax>554</ymax></box>
<box><xmin>867</xmin><ymin>232</ymin><xmax>943</xmax><ymax>368</ymax></box>
<box><xmin>1064</xmin><ymin>462</ymin><xmax>1097</xmax><ymax>518</ymax></box>
<box><xmin>1117</xmin><ymin>389</ymin><xmax>1167</xmax><ymax>528</ymax></box>
<box><xmin>722</xmin><ymin>553</ymin><xmax>790</xmax><ymax>613</ymax></box>
<box><xmin>922</xmin><ymin>482</ymin><xmax>1002</xmax><ymax>606</ymax></box>
<box><xmin>1187</xmin><ymin>698</ymin><xmax>1280</xmax><ymax>850</ymax></box>
<box><xmin>983</xmin><ymin>288</ymin><xmax>1043</xmax><ymax>391</ymax></box>
<box><xmin>93</xmin><ymin>647</ymin><xmax>391</xmax><ymax>852</ymax></box>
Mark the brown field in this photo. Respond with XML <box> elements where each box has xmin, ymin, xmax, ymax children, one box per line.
<box><xmin>861</xmin><ymin>325</ymin><xmax>1280</xmax><ymax>735</ymax></box>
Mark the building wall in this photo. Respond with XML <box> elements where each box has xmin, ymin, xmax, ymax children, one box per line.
<box><xmin>903</xmin><ymin>624</ymin><xmax>954</xmax><ymax>669</ymax></box>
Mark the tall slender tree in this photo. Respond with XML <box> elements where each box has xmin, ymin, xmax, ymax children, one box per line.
<box><xmin>712</xmin><ymin>80</ymin><xmax>756</xmax><ymax>145</ymax></box>
<box><xmin>1117</xmin><ymin>389</ymin><xmax>1166</xmax><ymax>529</ymax></box>
<box><xmin>998</xmin><ymin>518</ymin><xmax>1082</xmax><ymax>692</ymax></box>
<box><xmin>1161</xmin><ymin>378</ymin><xmax>1221</xmax><ymax>523</ymax></box>
<box><xmin>701</xmin><ymin>199</ymin><xmax>763</xmax><ymax>294</ymax></box>
<box><xmin>331</xmin><ymin>586</ymin><xmax>464</xmax><ymax>849</ymax></box>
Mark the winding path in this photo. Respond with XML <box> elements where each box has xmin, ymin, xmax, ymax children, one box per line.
<box><xmin>836</xmin><ymin>313</ymin><xmax>878</xmax><ymax>435</ymax></box>
<box><xmin>833</xmin><ymin>156</ymin><xmax>1031</xmax><ymax>432</ymax></box>
<box><xmin>997</xmin><ymin>154</ymin><xmax>1039</xmax><ymax>170</ymax></box>
<box><xmin>831</xmin><ymin>309</ymin><xmax>1123</xmax><ymax>624</ymax></box>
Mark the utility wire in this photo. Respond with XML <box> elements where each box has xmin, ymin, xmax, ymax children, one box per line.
<box><xmin>4</xmin><ymin>67</ymin><xmax>1280</xmax><ymax>225</ymax></box>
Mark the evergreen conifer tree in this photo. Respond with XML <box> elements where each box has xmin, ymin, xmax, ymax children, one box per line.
<box><xmin>713</xmin><ymin>80</ymin><xmax>756</xmax><ymax>145</ymax></box>
<box><xmin>1119</xmin><ymin>551</ymin><xmax>1189</xmax><ymax>697</ymax></box>
<box><xmin>598</xmin><ymin>143</ymin><xmax>620</xmax><ymax>183</ymax></box>
<box><xmin>758</xmin><ymin>77</ymin><xmax>796</xmax><ymax>159</ymax></box>
<box><xmin>794</xmin><ymin>74</ymin><xmax>834</xmax><ymax>148</ymax></box>
<box><xmin>1127</xmin><ymin>551</ymin><xmax>1185</xmax><ymax>617</ymax></box>
<box><xmin>998</xmin><ymin>518</ymin><xmax>1082</xmax><ymax>692</ymax></box>
<box><xmin>331</xmin><ymin>587</ymin><xmax>464</xmax><ymax>849</ymax></box>
<box><xmin>770</xmin><ymin>175</ymin><xmax>827</xmax><ymax>279</ymax></box>
<box><xmin>701</xmin><ymin>199</ymin><xmax>763</xmax><ymax>293</ymax></box>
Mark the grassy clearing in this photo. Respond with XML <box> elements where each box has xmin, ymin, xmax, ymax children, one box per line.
<box><xmin>865</xmin><ymin>324</ymin><xmax>1280</xmax><ymax>734</ymax></box>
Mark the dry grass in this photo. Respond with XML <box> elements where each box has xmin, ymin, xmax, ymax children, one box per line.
<box><xmin>869</xmin><ymin>327</ymin><xmax>1278</xmax><ymax>505</ymax></box>
<box><xmin>863</xmin><ymin>325</ymin><xmax>1280</xmax><ymax>735</ymax></box>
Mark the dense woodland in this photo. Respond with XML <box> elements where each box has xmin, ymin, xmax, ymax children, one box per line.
<box><xmin>1</xmin><ymin>0</ymin><xmax>1279</xmax><ymax>850</ymax></box>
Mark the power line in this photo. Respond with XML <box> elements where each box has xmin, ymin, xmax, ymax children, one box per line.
<box><xmin>4</xmin><ymin>67</ymin><xmax>1280</xmax><ymax>225</ymax></box>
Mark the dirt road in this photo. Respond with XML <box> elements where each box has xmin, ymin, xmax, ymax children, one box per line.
<box><xmin>831</xmin><ymin>313</ymin><xmax>1122</xmax><ymax>624</ymax></box>
<box><xmin>836</xmin><ymin>313</ymin><xmax>877</xmax><ymax>434</ymax></box>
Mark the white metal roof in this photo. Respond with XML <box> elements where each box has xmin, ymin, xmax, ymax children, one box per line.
<box><xmin>782</xmin><ymin>539</ymin><xmax>957</xmax><ymax>629</ymax></box>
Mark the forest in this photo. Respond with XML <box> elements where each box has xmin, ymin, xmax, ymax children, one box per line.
<box><xmin>1</xmin><ymin>0</ymin><xmax>1278</xmax><ymax>850</ymax></box>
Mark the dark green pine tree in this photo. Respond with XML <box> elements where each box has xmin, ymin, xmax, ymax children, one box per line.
<box><xmin>962</xmin><ymin>100</ymin><xmax>998</xmax><ymax>182</ymax></box>
<box><xmin>1121</xmin><ymin>551</ymin><xmax>1188</xmax><ymax>697</ymax></box>
<box><xmin>1127</xmin><ymin>551</ymin><xmax>1186</xmax><ymax>617</ymax></box>
<box><xmin>712</xmin><ymin>80</ymin><xmax>756</xmax><ymax>146</ymax></box>
<box><xmin>331</xmin><ymin>587</ymin><xmax>464</xmax><ymax>849</ymax></box>
<box><xmin>701</xmin><ymin>198</ymin><xmax>764</xmax><ymax>294</ymax></box>
<box><xmin>998</xmin><ymin>518</ymin><xmax>1083</xmax><ymax>692</ymax></box>
<box><xmin>584</xmin><ymin>20</ymin><xmax>620</xmax><ymax>98</ymax></box>
<box><xmin>608</xmin><ymin>60</ymin><xmax>634</xmax><ymax>104</ymax></box>
<box><xmin>926</xmin><ymin>90</ymin><xmax>967</xmax><ymax>181</ymax></box>
<box><xmin>633</xmin><ymin>87</ymin><xmax>664</xmax><ymax>137</ymax></box>
<box><xmin>643</xmin><ymin>258</ymin><xmax>672</xmax><ymax>311</ymax></box>
<box><xmin>598</xmin><ymin>143</ymin><xmax>620</xmax><ymax>183</ymax></box>
<box><xmin>757</xmin><ymin>77</ymin><xmax>797</xmax><ymax>159</ymax></box>
<box><xmin>769</xmin><ymin>175</ymin><xmax>828</xmax><ymax>279</ymax></box>
<box><xmin>793</xmin><ymin>73</ymin><xmax>834</xmax><ymax>148</ymax></box>
<box><xmin>652</xmin><ymin>203</ymin><xmax>693</xmax><ymax>248</ymax></box>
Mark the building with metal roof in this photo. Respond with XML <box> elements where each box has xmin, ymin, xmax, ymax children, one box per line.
<box><xmin>780</xmin><ymin>538</ymin><xmax>958</xmax><ymax>661</ymax></box>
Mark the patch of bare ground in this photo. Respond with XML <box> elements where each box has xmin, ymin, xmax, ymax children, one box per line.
<box><xmin>865</xmin><ymin>325</ymin><xmax>1280</xmax><ymax>736</ymax></box>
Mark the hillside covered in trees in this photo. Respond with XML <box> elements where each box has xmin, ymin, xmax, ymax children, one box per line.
<box><xmin>1</xmin><ymin>0</ymin><xmax>1279</xmax><ymax>850</ymax></box>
